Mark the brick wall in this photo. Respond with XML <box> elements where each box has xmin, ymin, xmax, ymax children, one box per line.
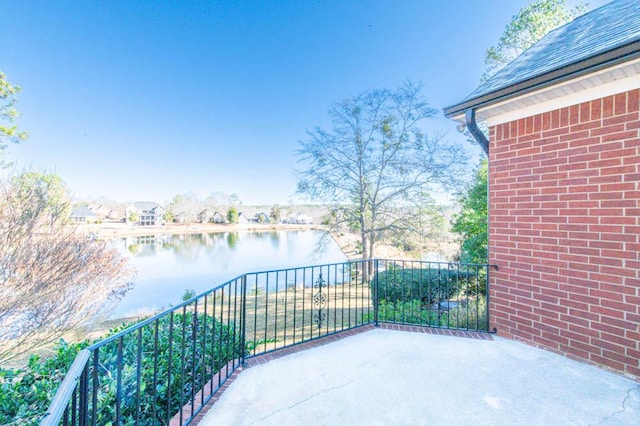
<box><xmin>488</xmin><ymin>89</ymin><xmax>640</xmax><ymax>379</ymax></box>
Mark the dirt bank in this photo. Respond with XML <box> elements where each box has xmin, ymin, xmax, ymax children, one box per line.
<box><xmin>329</xmin><ymin>231</ymin><xmax>414</xmax><ymax>261</ymax></box>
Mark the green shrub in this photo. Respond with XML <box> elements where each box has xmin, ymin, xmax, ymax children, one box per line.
<box><xmin>91</xmin><ymin>312</ymin><xmax>243</xmax><ymax>425</ymax></box>
<box><xmin>367</xmin><ymin>296</ymin><xmax>488</xmax><ymax>331</ymax></box>
<box><xmin>442</xmin><ymin>296</ymin><xmax>488</xmax><ymax>331</ymax></box>
<box><xmin>372</xmin><ymin>267</ymin><xmax>467</xmax><ymax>306</ymax></box>
<box><xmin>0</xmin><ymin>313</ymin><xmax>243</xmax><ymax>425</ymax></box>
<box><xmin>181</xmin><ymin>289</ymin><xmax>196</xmax><ymax>301</ymax></box>
<box><xmin>0</xmin><ymin>340</ymin><xmax>90</xmax><ymax>425</ymax></box>
<box><xmin>366</xmin><ymin>300</ymin><xmax>441</xmax><ymax>325</ymax></box>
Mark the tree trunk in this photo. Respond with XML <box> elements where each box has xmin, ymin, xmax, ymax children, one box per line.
<box><xmin>360</xmin><ymin>228</ymin><xmax>368</xmax><ymax>261</ymax></box>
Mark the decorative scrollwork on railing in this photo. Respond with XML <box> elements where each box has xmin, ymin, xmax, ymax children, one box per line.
<box><xmin>313</xmin><ymin>273</ymin><xmax>327</xmax><ymax>329</ymax></box>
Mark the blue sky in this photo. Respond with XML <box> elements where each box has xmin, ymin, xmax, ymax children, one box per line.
<box><xmin>1</xmin><ymin>0</ymin><xmax>601</xmax><ymax>205</ymax></box>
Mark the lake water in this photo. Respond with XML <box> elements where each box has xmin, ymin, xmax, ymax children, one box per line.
<box><xmin>110</xmin><ymin>230</ymin><xmax>347</xmax><ymax>318</ymax></box>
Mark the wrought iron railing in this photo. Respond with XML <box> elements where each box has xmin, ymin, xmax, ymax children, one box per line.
<box><xmin>40</xmin><ymin>259</ymin><xmax>494</xmax><ymax>425</ymax></box>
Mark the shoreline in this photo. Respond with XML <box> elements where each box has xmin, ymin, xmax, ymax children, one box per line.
<box><xmin>78</xmin><ymin>222</ymin><xmax>415</xmax><ymax>262</ymax></box>
<box><xmin>78</xmin><ymin>222</ymin><xmax>327</xmax><ymax>239</ymax></box>
<box><xmin>78</xmin><ymin>221</ymin><xmax>369</xmax><ymax>261</ymax></box>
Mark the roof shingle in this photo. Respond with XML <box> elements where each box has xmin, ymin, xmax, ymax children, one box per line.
<box><xmin>445</xmin><ymin>0</ymin><xmax>640</xmax><ymax>116</ymax></box>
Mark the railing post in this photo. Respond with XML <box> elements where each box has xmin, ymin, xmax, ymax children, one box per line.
<box><xmin>79</xmin><ymin>362</ymin><xmax>89</xmax><ymax>426</ymax></box>
<box><xmin>374</xmin><ymin>259</ymin><xmax>379</xmax><ymax>327</ymax></box>
<box><xmin>487</xmin><ymin>264</ymin><xmax>497</xmax><ymax>332</ymax></box>
<box><xmin>240</xmin><ymin>274</ymin><xmax>247</xmax><ymax>366</ymax></box>
<box><xmin>40</xmin><ymin>349</ymin><xmax>91</xmax><ymax>426</ymax></box>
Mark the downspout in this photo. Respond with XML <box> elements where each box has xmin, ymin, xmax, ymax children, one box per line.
<box><xmin>464</xmin><ymin>108</ymin><xmax>496</xmax><ymax>332</ymax></box>
<box><xmin>465</xmin><ymin>109</ymin><xmax>489</xmax><ymax>155</ymax></box>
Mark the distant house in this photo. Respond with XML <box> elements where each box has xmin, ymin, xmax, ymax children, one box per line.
<box><xmin>198</xmin><ymin>209</ymin><xmax>211</xmax><ymax>223</ymax></box>
<box><xmin>89</xmin><ymin>204</ymin><xmax>117</xmax><ymax>220</ymax></box>
<box><xmin>237</xmin><ymin>212</ymin><xmax>249</xmax><ymax>224</ymax></box>
<box><xmin>126</xmin><ymin>201</ymin><xmax>165</xmax><ymax>226</ymax></box>
<box><xmin>174</xmin><ymin>212</ymin><xmax>187</xmax><ymax>224</ymax></box>
<box><xmin>211</xmin><ymin>212</ymin><xmax>226</xmax><ymax>224</ymax></box>
<box><xmin>69</xmin><ymin>205</ymin><xmax>97</xmax><ymax>223</ymax></box>
<box><xmin>284</xmin><ymin>213</ymin><xmax>313</xmax><ymax>225</ymax></box>
<box><xmin>255</xmin><ymin>212</ymin><xmax>269</xmax><ymax>223</ymax></box>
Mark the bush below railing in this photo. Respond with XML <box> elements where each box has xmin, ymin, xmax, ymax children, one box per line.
<box><xmin>372</xmin><ymin>260</ymin><xmax>490</xmax><ymax>331</ymax></box>
<box><xmin>365</xmin><ymin>296</ymin><xmax>487</xmax><ymax>330</ymax></box>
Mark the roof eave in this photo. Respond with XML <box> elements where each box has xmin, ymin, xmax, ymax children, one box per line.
<box><xmin>443</xmin><ymin>39</ymin><xmax>640</xmax><ymax>120</ymax></box>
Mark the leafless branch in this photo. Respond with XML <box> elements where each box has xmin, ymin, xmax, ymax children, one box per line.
<box><xmin>0</xmin><ymin>171</ymin><xmax>134</xmax><ymax>363</ymax></box>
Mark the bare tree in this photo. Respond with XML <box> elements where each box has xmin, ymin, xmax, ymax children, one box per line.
<box><xmin>167</xmin><ymin>192</ymin><xmax>201</xmax><ymax>225</ymax></box>
<box><xmin>0</xmin><ymin>171</ymin><xmax>134</xmax><ymax>363</ymax></box>
<box><xmin>388</xmin><ymin>192</ymin><xmax>451</xmax><ymax>253</ymax></box>
<box><xmin>297</xmin><ymin>82</ymin><xmax>467</xmax><ymax>261</ymax></box>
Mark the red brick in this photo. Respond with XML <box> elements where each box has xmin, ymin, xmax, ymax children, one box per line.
<box><xmin>602</xmin><ymin>95</ymin><xmax>614</xmax><ymax>118</ymax></box>
<box><xmin>602</xmin><ymin>200</ymin><xmax>636</xmax><ymax>209</ymax></box>
<box><xmin>590</xmin><ymin>191</ymin><xmax>623</xmax><ymax>200</ymax></box>
<box><xmin>589</xmin><ymin>174</ymin><xmax>622</xmax><ymax>184</ymax></box>
<box><xmin>580</xmin><ymin>102</ymin><xmax>591</xmax><ymax>123</ymax></box>
<box><xmin>569</xmin><ymin>105</ymin><xmax>580</xmax><ymax>125</ymax></box>
<box><xmin>602</xmin><ymin>113</ymin><xmax>639</xmax><ymax>127</ymax></box>
<box><xmin>571</xmin><ymin>340</ymin><xmax>603</xmax><ymax>356</ymax></box>
<box><xmin>572</xmin><ymin>120</ymin><xmax>601</xmax><ymax>132</ymax></box>
<box><xmin>534</xmin><ymin>115</ymin><xmax>543</xmax><ymax>133</ymax></box>
<box><xmin>601</xmin><ymin>165</ymin><xmax>635</xmax><ymax>175</ymax></box>
<box><xmin>628</xmin><ymin>89</ymin><xmax>639</xmax><ymax>112</ymax></box>
<box><xmin>542</xmin><ymin>111</ymin><xmax>552</xmax><ymax>131</ymax></box>
<box><xmin>602</xmin><ymin>350</ymin><xmax>636</xmax><ymax>366</ymax></box>
<box><xmin>549</xmin><ymin>109</ymin><xmax>559</xmax><ymax>128</ymax></box>
<box><xmin>623</xmin><ymin>137</ymin><xmax>640</xmax><ymax>149</ymax></box>
<box><xmin>601</xmin><ymin>130</ymin><xmax>639</xmax><ymax>143</ymax></box>
<box><xmin>600</xmin><ymin>233</ymin><xmax>636</xmax><ymax>243</ymax></box>
<box><xmin>590</xmin><ymin>99</ymin><xmax>602</xmax><ymax>120</ymax></box>
<box><xmin>597</xmin><ymin>332</ymin><xmax>638</xmax><ymax>350</ymax></box>
<box><xmin>560</xmin><ymin>107</ymin><xmax>570</xmax><ymax>127</ymax></box>
<box><xmin>591</xmin><ymin>354</ymin><xmax>625</xmax><ymax>372</ymax></box>
<box><xmin>590</xmin><ymin>158</ymin><xmax>623</xmax><ymax>169</ymax></box>
<box><xmin>591</xmin><ymin>123</ymin><xmax>625</xmax><ymax>137</ymax></box>
<box><xmin>614</xmin><ymin>93</ymin><xmax>627</xmax><ymax>115</ymax></box>
<box><xmin>599</xmin><ymin>316</ymin><xmax>638</xmax><ymax>332</ymax></box>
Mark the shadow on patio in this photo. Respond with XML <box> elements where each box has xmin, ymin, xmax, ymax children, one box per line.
<box><xmin>199</xmin><ymin>327</ymin><xmax>639</xmax><ymax>426</ymax></box>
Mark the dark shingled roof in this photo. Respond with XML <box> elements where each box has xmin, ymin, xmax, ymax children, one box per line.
<box><xmin>133</xmin><ymin>201</ymin><xmax>161</xmax><ymax>211</ymax></box>
<box><xmin>70</xmin><ymin>205</ymin><xmax>97</xmax><ymax>218</ymax></box>
<box><xmin>444</xmin><ymin>0</ymin><xmax>640</xmax><ymax>117</ymax></box>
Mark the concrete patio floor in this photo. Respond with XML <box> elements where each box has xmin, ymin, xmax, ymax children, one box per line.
<box><xmin>199</xmin><ymin>328</ymin><xmax>639</xmax><ymax>426</ymax></box>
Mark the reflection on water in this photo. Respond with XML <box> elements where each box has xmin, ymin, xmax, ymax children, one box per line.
<box><xmin>110</xmin><ymin>230</ymin><xmax>346</xmax><ymax>319</ymax></box>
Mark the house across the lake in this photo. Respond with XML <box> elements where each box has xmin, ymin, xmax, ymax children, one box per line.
<box><xmin>88</xmin><ymin>204</ymin><xmax>119</xmax><ymax>220</ymax></box>
<box><xmin>211</xmin><ymin>211</ymin><xmax>226</xmax><ymax>224</ymax></box>
<box><xmin>125</xmin><ymin>201</ymin><xmax>165</xmax><ymax>226</ymax></box>
<box><xmin>198</xmin><ymin>209</ymin><xmax>212</xmax><ymax>223</ymax></box>
<box><xmin>283</xmin><ymin>213</ymin><xmax>313</xmax><ymax>225</ymax></box>
<box><xmin>69</xmin><ymin>205</ymin><xmax>97</xmax><ymax>223</ymax></box>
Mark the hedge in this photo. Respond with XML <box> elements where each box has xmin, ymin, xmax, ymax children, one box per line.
<box><xmin>372</xmin><ymin>267</ymin><xmax>477</xmax><ymax>306</ymax></box>
<box><xmin>0</xmin><ymin>312</ymin><xmax>242</xmax><ymax>425</ymax></box>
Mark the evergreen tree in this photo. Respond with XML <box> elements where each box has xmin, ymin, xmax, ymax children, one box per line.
<box><xmin>452</xmin><ymin>160</ymin><xmax>488</xmax><ymax>264</ymax></box>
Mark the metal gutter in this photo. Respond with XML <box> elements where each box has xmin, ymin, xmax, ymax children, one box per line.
<box><xmin>443</xmin><ymin>39</ymin><xmax>640</xmax><ymax>119</ymax></box>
